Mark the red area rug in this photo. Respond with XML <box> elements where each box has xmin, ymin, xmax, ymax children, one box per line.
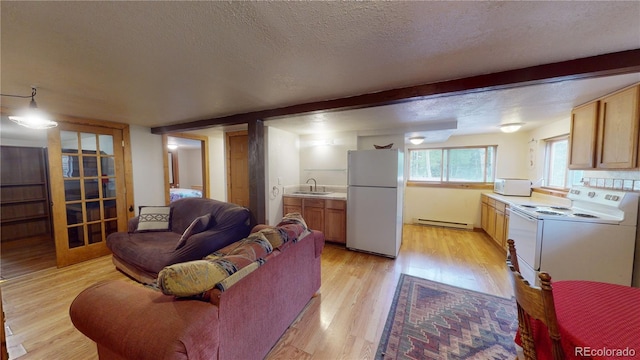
<box><xmin>376</xmin><ymin>274</ymin><xmax>518</xmax><ymax>360</ymax></box>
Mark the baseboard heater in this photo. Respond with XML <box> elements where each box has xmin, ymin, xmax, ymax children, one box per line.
<box><xmin>413</xmin><ymin>218</ymin><xmax>473</xmax><ymax>230</ymax></box>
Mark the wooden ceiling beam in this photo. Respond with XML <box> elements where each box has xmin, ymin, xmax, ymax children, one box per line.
<box><xmin>151</xmin><ymin>48</ymin><xmax>640</xmax><ymax>134</ymax></box>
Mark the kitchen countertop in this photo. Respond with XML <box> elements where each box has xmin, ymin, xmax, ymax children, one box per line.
<box><xmin>483</xmin><ymin>191</ymin><xmax>571</xmax><ymax>208</ymax></box>
<box><xmin>284</xmin><ymin>192</ymin><xmax>347</xmax><ymax>200</ymax></box>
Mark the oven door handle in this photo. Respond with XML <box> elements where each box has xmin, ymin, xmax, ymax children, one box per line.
<box><xmin>511</xmin><ymin>208</ymin><xmax>538</xmax><ymax>222</ymax></box>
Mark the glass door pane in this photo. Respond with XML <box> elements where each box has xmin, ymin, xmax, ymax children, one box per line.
<box><xmin>59</xmin><ymin>130</ymin><xmax>118</xmax><ymax>249</ymax></box>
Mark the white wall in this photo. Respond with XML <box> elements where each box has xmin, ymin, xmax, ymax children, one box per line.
<box><xmin>402</xmin><ymin>131</ymin><xmax>530</xmax><ymax>228</ymax></box>
<box><xmin>206</xmin><ymin>131</ymin><xmax>226</xmax><ymax>201</ymax></box>
<box><xmin>298</xmin><ymin>131</ymin><xmax>357</xmax><ymax>187</ymax></box>
<box><xmin>130</xmin><ymin>125</ymin><xmax>165</xmax><ymax>212</ymax></box>
<box><xmin>527</xmin><ymin>118</ymin><xmax>571</xmax><ymax>183</ymax></box>
<box><xmin>266</xmin><ymin>127</ymin><xmax>300</xmax><ymax>225</ymax></box>
<box><xmin>177</xmin><ymin>148</ymin><xmax>203</xmax><ymax>189</ymax></box>
<box><xmin>358</xmin><ymin>134</ymin><xmax>405</xmax><ymax>151</ymax></box>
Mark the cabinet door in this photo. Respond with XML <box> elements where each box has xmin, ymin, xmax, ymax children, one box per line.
<box><xmin>283</xmin><ymin>196</ymin><xmax>302</xmax><ymax>217</ymax></box>
<box><xmin>503</xmin><ymin>210</ymin><xmax>510</xmax><ymax>251</ymax></box>
<box><xmin>597</xmin><ymin>85</ymin><xmax>640</xmax><ymax>169</ymax></box>
<box><xmin>283</xmin><ymin>205</ymin><xmax>302</xmax><ymax>216</ymax></box>
<box><xmin>487</xmin><ymin>206</ymin><xmax>496</xmax><ymax>239</ymax></box>
<box><xmin>495</xmin><ymin>210</ymin><xmax>505</xmax><ymax>248</ymax></box>
<box><xmin>481</xmin><ymin>201</ymin><xmax>489</xmax><ymax>232</ymax></box>
<box><xmin>303</xmin><ymin>205</ymin><xmax>325</xmax><ymax>232</ymax></box>
<box><xmin>325</xmin><ymin>208</ymin><xmax>346</xmax><ymax>244</ymax></box>
<box><xmin>568</xmin><ymin>101</ymin><xmax>599</xmax><ymax>169</ymax></box>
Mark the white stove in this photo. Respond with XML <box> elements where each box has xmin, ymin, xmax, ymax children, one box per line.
<box><xmin>508</xmin><ymin>186</ymin><xmax>639</xmax><ymax>287</ymax></box>
<box><xmin>510</xmin><ymin>187</ymin><xmax>636</xmax><ymax>224</ymax></box>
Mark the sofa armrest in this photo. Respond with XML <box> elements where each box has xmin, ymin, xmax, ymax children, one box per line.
<box><xmin>310</xmin><ymin>230</ymin><xmax>325</xmax><ymax>258</ymax></box>
<box><xmin>127</xmin><ymin>216</ymin><xmax>139</xmax><ymax>233</ymax></box>
<box><xmin>70</xmin><ymin>280</ymin><xmax>220</xmax><ymax>360</ymax></box>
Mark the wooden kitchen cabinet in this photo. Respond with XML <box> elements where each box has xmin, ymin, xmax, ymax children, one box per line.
<box><xmin>283</xmin><ymin>195</ymin><xmax>346</xmax><ymax>244</ymax></box>
<box><xmin>596</xmin><ymin>85</ymin><xmax>639</xmax><ymax>169</ymax></box>
<box><xmin>569</xmin><ymin>83</ymin><xmax>640</xmax><ymax>169</ymax></box>
<box><xmin>324</xmin><ymin>199</ymin><xmax>346</xmax><ymax>244</ymax></box>
<box><xmin>302</xmin><ymin>198</ymin><xmax>325</xmax><ymax>233</ymax></box>
<box><xmin>481</xmin><ymin>194</ymin><xmax>509</xmax><ymax>250</ymax></box>
<box><xmin>283</xmin><ymin>196</ymin><xmax>302</xmax><ymax>215</ymax></box>
<box><xmin>568</xmin><ymin>101</ymin><xmax>599</xmax><ymax>169</ymax></box>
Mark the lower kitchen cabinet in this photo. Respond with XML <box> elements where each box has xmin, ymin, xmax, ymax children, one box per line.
<box><xmin>283</xmin><ymin>195</ymin><xmax>346</xmax><ymax>244</ymax></box>
<box><xmin>481</xmin><ymin>194</ymin><xmax>509</xmax><ymax>250</ymax></box>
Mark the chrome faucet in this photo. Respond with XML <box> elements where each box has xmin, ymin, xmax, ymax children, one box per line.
<box><xmin>306</xmin><ymin>178</ymin><xmax>317</xmax><ymax>192</ymax></box>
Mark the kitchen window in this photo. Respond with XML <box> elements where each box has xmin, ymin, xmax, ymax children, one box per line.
<box><xmin>408</xmin><ymin>145</ymin><xmax>496</xmax><ymax>184</ymax></box>
<box><xmin>544</xmin><ymin>136</ymin><xmax>583</xmax><ymax>189</ymax></box>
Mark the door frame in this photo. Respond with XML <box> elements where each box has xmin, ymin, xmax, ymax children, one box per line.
<box><xmin>162</xmin><ymin>133</ymin><xmax>209</xmax><ymax>204</ymax></box>
<box><xmin>47</xmin><ymin>115</ymin><xmax>134</xmax><ymax>267</ymax></box>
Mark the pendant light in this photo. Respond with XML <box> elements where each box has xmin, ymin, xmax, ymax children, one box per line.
<box><xmin>1</xmin><ymin>88</ymin><xmax>57</xmax><ymax>129</ymax></box>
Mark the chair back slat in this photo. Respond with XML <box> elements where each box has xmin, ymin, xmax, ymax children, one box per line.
<box><xmin>506</xmin><ymin>239</ymin><xmax>564</xmax><ymax>360</ymax></box>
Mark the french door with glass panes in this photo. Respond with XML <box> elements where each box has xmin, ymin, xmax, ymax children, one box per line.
<box><xmin>48</xmin><ymin>123</ymin><xmax>128</xmax><ymax>267</ymax></box>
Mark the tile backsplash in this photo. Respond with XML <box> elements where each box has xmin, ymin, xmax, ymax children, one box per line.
<box><xmin>582</xmin><ymin>177</ymin><xmax>640</xmax><ymax>191</ymax></box>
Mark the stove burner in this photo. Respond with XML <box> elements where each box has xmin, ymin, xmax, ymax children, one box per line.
<box><xmin>521</xmin><ymin>205</ymin><xmax>538</xmax><ymax>209</ymax></box>
<box><xmin>536</xmin><ymin>210</ymin><xmax>565</xmax><ymax>216</ymax></box>
<box><xmin>573</xmin><ymin>213</ymin><xmax>598</xmax><ymax>218</ymax></box>
<box><xmin>550</xmin><ymin>206</ymin><xmax>571</xmax><ymax>211</ymax></box>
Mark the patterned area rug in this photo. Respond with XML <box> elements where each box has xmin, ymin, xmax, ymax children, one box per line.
<box><xmin>376</xmin><ymin>274</ymin><xmax>518</xmax><ymax>360</ymax></box>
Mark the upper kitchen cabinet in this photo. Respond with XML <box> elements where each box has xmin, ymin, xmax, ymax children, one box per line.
<box><xmin>568</xmin><ymin>102</ymin><xmax>598</xmax><ymax>169</ymax></box>
<box><xmin>568</xmin><ymin>83</ymin><xmax>640</xmax><ymax>170</ymax></box>
<box><xmin>596</xmin><ymin>85</ymin><xmax>639</xmax><ymax>169</ymax></box>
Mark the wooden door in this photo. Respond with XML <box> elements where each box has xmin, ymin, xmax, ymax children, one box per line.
<box><xmin>226</xmin><ymin>131</ymin><xmax>249</xmax><ymax>207</ymax></box>
<box><xmin>47</xmin><ymin>123</ymin><xmax>128</xmax><ymax>267</ymax></box>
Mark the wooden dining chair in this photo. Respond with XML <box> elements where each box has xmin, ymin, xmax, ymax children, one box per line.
<box><xmin>506</xmin><ymin>239</ymin><xmax>564</xmax><ymax>360</ymax></box>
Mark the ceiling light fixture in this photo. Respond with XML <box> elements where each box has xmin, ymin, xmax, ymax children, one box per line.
<box><xmin>167</xmin><ymin>144</ymin><xmax>178</xmax><ymax>150</ymax></box>
<box><xmin>1</xmin><ymin>87</ymin><xmax>57</xmax><ymax>129</ymax></box>
<box><xmin>409</xmin><ymin>136</ymin><xmax>425</xmax><ymax>145</ymax></box>
<box><xmin>499</xmin><ymin>122</ymin><xmax>524</xmax><ymax>133</ymax></box>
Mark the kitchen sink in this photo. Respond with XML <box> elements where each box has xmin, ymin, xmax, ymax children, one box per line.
<box><xmin>291</xmin><ymin>191</ymin><xmax>333</xmax><ymax>196</ymax></box>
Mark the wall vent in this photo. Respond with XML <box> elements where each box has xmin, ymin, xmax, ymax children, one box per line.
<box><xmin>413</xmin><ymin>218</ymin><xmax>473</xmax><ymax>230</ymax></box>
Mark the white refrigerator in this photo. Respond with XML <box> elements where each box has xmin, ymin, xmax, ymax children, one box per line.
<box><xmin>347</xmin><ymin>149</ymin><xmax>404</xmax><ymax>258</ymax></box>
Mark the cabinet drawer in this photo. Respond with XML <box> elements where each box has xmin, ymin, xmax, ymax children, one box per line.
<box><xmin>283</xmin><ymin>196</ymin><xmax>302</xmax><ymax>206</ymax></box>
<box><xmin>495</xmin><ymin>201</ymin><xmax>506</xmax><ymax>213</ymax></box>
<box><xmin>487</xmin><ymin>198</ymin><xmax>496</xmax><ymax>207</ymax></box>
<box><xmin>303</xmin><ymin>198</ymin><xmax>325</xmax><ymax>208</ymax></box>
<box><xmin>325</xmin><ymin>199</ymin><xmax>346</xmax><ymax>210</ymax></box>
<box><xmin>481</xmin><ymin>194</ymin><xmax>489</xmax><ymax>204</ymax></box>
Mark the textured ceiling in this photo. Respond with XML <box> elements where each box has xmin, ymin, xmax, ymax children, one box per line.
<box><xmin>1</xmin><ymin>1</ymin><xmax>639</xmax><ymax>138</ymax></box>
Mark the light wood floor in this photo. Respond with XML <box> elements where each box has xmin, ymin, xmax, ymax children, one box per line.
<box><xmin>0</xmin><ymin>225</ymin><xmax>513</xmax><ymax>359</ymax></box>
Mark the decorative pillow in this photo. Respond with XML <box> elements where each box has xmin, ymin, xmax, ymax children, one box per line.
<box><xmin>136</xmin><ymin>206</ymin><xmax>171</xmax><ymax>232</ymax></box>
<box><xmin>175</xmin><ymin>214</ymin><xmax>213</xmax><ymax>250</ymax></box>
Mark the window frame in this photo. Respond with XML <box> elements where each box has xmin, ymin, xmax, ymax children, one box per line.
<box><xmin>543</xmin><ymin>135</ymin><xmax>583</xmax><ymax>190</ymax></box>
<box><xmin>407</xmin><ymin>145</ymin><xmax>497</xmax><ymax>186</ymax></box>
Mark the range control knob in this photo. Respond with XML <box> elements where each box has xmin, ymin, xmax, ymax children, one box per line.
<box><xmin>588</xmin><ymin>192</ymin><xmax>596</xmax><ymax>198</ymax></box>
<box><xmin>611</xmin><ymin>195</ymin><xmax>620</xmax><ymax>201</ymax></box>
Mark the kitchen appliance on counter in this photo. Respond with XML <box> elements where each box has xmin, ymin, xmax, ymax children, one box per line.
<box><xmin>347</xmin><ymin>149</ymin><xmax>404</xmax><ymax>258</ymax></box>
<box><xmin>494</xmin><ymin>178</ymin><xmax>532</xmax><ymax>196</ymax></box>
<box><xmin>508</xmin><ymin>186</ymin><xmax>639</xmax><ymax>287</ymax></box>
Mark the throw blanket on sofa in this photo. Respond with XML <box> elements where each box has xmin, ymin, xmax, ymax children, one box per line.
<box><xmin>158</xmin><ymin>213</ymin><xmax>310</xmax><ymax>298</ymax></box>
